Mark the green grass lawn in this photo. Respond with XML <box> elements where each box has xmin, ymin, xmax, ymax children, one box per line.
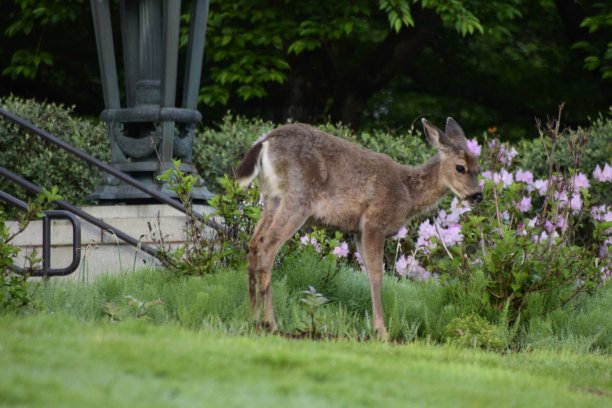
<box><xmin>1</xmin><ymin>313</ymin><xmax>610</xmax><ymax>408</ymax></box>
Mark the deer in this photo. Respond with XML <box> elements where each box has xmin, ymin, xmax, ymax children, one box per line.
<box><xmin>235</xmin><ymin>117</ymin><xmax>482</xmax><ymax>338</ymax></box>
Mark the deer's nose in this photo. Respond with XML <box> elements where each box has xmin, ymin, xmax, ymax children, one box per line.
<box><xmin>468</xmin><ymin>192</ymin><xmax>483</xmax><ymax>203</ymax></box>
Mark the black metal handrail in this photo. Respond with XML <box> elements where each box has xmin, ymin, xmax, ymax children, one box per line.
<box><xmin>0</xmin><ymin>107</ymin><xmax>223</xmax><ymax>231</ymax></box>
<box><xmin>0</xmin><ymin>190</ymin><xmax>81</xmax><ymax>277</ymax></box>
<box><xmin>0</xmin><ymin>166</ymin><xmax>158</xmax><ymax>259</ymax></box>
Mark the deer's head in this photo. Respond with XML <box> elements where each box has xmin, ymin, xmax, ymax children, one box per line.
<box><xmin>422</xmin><ymin>117</ymin><xmax>482</xmax><ymax>204</ymax></box>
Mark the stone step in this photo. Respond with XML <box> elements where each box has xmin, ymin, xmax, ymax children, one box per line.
<box><xmin>7</xmin><ymin>204</ymin><xmax>215</xmax><ymax>281</ymax></box>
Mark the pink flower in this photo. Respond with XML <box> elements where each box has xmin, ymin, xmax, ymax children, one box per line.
<box><xmin>300</xmin><ymin>236</ymin><xmax>321</xmax><ymax>253</ymax></box>
<box><xmin>534</xmin><ymin>230</ymin><xmax>559</xmax><ymax>243</ymax></box>
<box><xmin>517</xmin><ymin>196</ymin><xmax>532</xmax><ymax>212</ymax></box>
<box><xmin>437</xmin><ymin>200</ymin><xmax>470</xmax><ymax>227</ymax></box>
<box><xmin>533</xmin><ymin>179</ymin><xmax>549</xmax><ymax>196</ymax></box>
<box><xmin>593</xmin><ymin>163</ymin><xmax>612</xmax><ymax>182</ymax></box>
<box><xmin>571</xmin><ymin>172</ymin><xmax>590</xmax><ymax>192</ymax></box>
<box><xmin>480</xmin><ymin>171</ymin><xmax>492</xmax><ymax>188</ymax></box>
<box><xmin>332</xmin><ymin>242</ymin><xmax>349</xmax><ymax>258</ymax></box>
<box><xmin>354</xmin><ymin>251</ymin><xmax>365</xmax><ymax>268</ymax></box>
<box><xmin>591</xmin><ymin>205</ymin><xmax>612</xmax><ymax>222</ymax></box>
<box><xmin>515</xmin><ymin>169</ymin><xmax>534</xmax><ymax>185</ymax></box>
<box><xmin>466</xmin><ymin>139</ymin><xmax>481</xmax><ymax>156</ymax></box>
<box><xmin>395</xmin><ymin>255</ymin><xmax>430</xmax><ymax>281</ymax></box>
<box><xmin>450</xmin><ymin>197</ymin><xmax>472</xmax><ymax>217</ymax></box>
<box><xmin>554</xmin><ymin>190</ymin><xmax>569</xmax><ymax>208</ymax></box>
<box><xmin>416</xmin><ymin>220</ymin><xmax>438</xmax><ymax>250</ymax></box>
<box><xmin>500</xmin><ymin>169</ymin><xmax>514</xmax><ymax>187</ymax></box>
<box><xmin>569</xmin><ymin>194</ymin><xmax>582</xmax><ymax>213</ymax></box>
<box><xmin>440</xmin><ymin>224</ymin><xmax>463</xmax><ymax>247</ymax></box>
<box><xmin>498</xmin><ymin>145</ymin><xmax>518</xmax><ymax>165</ymax></box>
<box><xmin>555</xmin><ymin>215</ymin><xmax>568</xmax><ymax>232</ymax></box>
<box><xmin>527</xmin><ymin>217</ymin><xmax>537</xmax><ymax>228</ymax></box>
<box><xmin>394</xmin><ymin>225</ymin><xmax>408</xmax><ymax>240</ymax></box>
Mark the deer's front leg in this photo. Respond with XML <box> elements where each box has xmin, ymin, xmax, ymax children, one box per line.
<box><xmin>360</xmin><ymin>224</ymin><xmax>388</xmax><ymax>339</ymax></box>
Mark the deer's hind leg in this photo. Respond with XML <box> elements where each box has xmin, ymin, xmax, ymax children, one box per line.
<box><xmin>248</xmin><ymin>196</ymin><xmax>310</xmax><ymax>331</ymax></box>
<box><xmin>247</xmin><ymin>197</ymin><xmax>280</xmax><ymax>312</ymax></box>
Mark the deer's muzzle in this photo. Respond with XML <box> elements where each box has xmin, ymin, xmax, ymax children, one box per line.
<box><xmin>467</xmin><ymin>192</ymin><xmax>483</xmax><ymax>203</ymax></box>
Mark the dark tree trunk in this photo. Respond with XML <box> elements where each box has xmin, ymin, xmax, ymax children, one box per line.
<box><xmin>553</xmin><ymin>0</ymin><xmax>587</xmax><ymax>42</ymax></box>
<box><xmin>280</xmin><ymin>47</ymin><xmax>337</xmax><ymax>123</ymax></box>
<box><xmin>280</xmin><ymin>8</ymin><xmax>442</xmax><ymax>128</ymax></box>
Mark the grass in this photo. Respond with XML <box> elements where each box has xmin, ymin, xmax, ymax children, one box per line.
<box><xmin>1</xmin><ymin>251</ymin><xmax>610</xmax><ymax>406</ymax></box>
<box><xmin>30</xmin><ymin>251</ymin><xmax>612</xmax><ymax>352</ymax></box>
<box><xmin>1</xmin><ymin>313</ymin><xmax>610</xmax><ymax>408</ymax></box>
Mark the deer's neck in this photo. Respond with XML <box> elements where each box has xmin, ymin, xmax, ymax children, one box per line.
<box><xmin>404</xmin><ymin>154</ymin><xmax>447</xmax><ymax>213</ymax></box>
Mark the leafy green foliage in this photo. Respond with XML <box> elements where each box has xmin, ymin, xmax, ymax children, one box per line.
<box><xmin>155</xmin><ymin>162</ymin><xmax>260</xmax><ymax>276</ymax></box>
<box><xmin>300</xmin><ymin>285</ymin><xmax>329</xmax><ymax>338</ymax></box>
<box><xmin>22</xmin><ymin>260</ymin><xmax>612</xmax><ymax>352</ymax></box>
<box><xmin>102</xmin><ymin>295</ymin><xmax>165</xmax><ymax>322</ymax></box>
<box><xmin>0</xmin><ymin>96</ymin><xmax>109</xmax><ymax>210</ymax></box>
<box><xmin>2</xmin><ymin>0</ymin><xmax>85</xmax><ymax>80</ymax></box>
<box><xmin>1</xmin><ymin>0</ymin><xmax>610</xmax><ymax>134</ymax></box>
<box><xmin>0</xmin><ymin>214</ymin><xmax>26</xmax><ymax>313</ymax></box>
<box><xmin>195</xmin><ymin>0</ymin><xmax>523</xmax><ymax>109</ymax></box>
<box><xmin>574</xmin><ymin>1</ymin><xmax>612</xmax><ymax>81</ymax></box>
<box><xmin>198</xmin><ymin>0</ymin><xmax>508</xmax><ymax>106</ymax></box>
<box><xmin>1</xmin><ymin>188</ymin><xmax>62</xmax><ymax>312</ymax></box>
<box><xmin>2</xmin><ymin>49</ymin><xmax>53</xmax><ymax>80</ymax></box>
<box><xmin>443</xmin><ymin>314</ymin><xmax>508</xmax><ymax>351</ymax></box>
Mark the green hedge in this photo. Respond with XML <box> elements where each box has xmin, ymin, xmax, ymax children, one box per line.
<box><xmin>0</xmin><ymin>96</ymin><xmax>109</xmax><ymax>208</ymax></box>
<box><xmin>1</xmin><ymin>97</ymin><xmax>610</xmax><ymax>206</ymax></box>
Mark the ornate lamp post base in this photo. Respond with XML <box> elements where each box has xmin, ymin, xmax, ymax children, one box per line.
<box><xmin>89</xmin><ymin>0</ymin><xmax>211</xmax><ymax>203</ymax></box>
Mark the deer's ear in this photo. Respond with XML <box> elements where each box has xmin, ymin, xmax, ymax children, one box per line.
<box><xmin>445</xmin><ymin>117</ymin><xmax>467</xmax><ymax>142</ymax></box>
<box><xmin>422</xmin><ymin>118</ymin><xmax>452</xmax><ymax>151</ymax></box>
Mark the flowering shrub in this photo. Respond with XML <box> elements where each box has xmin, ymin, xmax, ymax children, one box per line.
<box><xmin>392</xmin><ymin>117</ymin><xmax>611</xmax><ymax>322</ymax></box>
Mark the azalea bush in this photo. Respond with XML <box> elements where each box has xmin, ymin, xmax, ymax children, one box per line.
<box><xmin>390</xmin><ymin>116</ymin><xmax>611</xmax><ymax>324</ymax></box>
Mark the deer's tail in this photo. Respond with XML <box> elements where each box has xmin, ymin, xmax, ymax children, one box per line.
<box><xmin>235</xmin><ymin>141</ymin><xmax>264</xmax><ymax>188</ymax></box>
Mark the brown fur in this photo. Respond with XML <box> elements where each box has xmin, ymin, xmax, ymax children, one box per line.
<box><xmin>236</xmin><ymin>119</ymin><xmax>481</xmax><ymax>338</ymax></box>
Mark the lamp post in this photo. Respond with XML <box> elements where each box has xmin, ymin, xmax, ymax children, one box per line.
<box><xmin>89</xmin><ymin>0</ymin><xmax>212</xmax><ymax>201</ymax></box>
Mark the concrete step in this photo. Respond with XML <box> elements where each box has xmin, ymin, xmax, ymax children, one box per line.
<box><xmin>7</xmin><ymin>204</ymin><xmax>215</xmax><ymax>281</ymax></box>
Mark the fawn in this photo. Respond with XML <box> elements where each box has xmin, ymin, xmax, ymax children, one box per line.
<box><xmin>235</xmin><ymin>118</ymin><xmax>482</xmax><ymax>338</ymax></box>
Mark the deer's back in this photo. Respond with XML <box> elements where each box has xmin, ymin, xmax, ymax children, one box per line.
<box><xmin>261</xmin><ymin>124</ymin><xmax>409</xmax><ymax>232</ymax></box>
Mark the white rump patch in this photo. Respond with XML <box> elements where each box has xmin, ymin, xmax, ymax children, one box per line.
<box><xmin>259</xmin><ymin>142</ymin><xmax>283</xmax><ymax>197</ymax></box>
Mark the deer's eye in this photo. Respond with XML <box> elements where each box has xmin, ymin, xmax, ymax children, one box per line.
<box><xmin>456</xmin><ymin>165</ymin><xmax>466</xmax><ymax>174</ymax></box>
